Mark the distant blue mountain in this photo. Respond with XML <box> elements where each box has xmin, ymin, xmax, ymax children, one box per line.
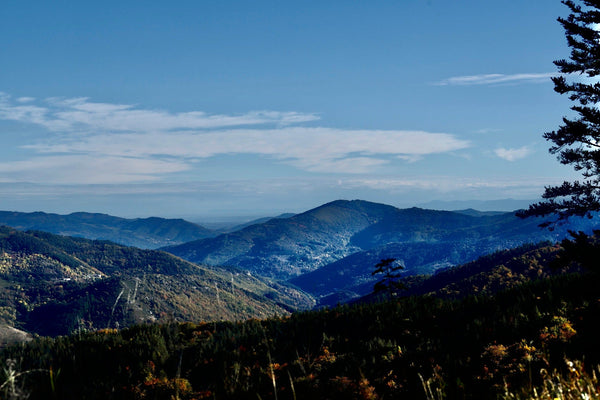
<box><xmin>0</xmin><ymin>210</ymin><xmax>217</xmax><ymax>249</ymax></box>
<box><xmin>417</xmin><ymin>198</ymin><xmax>536</xmax><ymax>212</ymax></box>
<box><xmin>164</xmin><ymin>199</ymin><xmax>598</xmax><ymax>286</ymax></box>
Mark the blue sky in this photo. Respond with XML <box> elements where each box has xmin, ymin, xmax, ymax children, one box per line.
<box><xmin>0</xmin><ymin>0</ymin><xmax>582</xmax><ymax>218</ymax></box>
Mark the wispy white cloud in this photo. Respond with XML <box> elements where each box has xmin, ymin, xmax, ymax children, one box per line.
<box><xmin>0</xmin><ymin>94</ymin><xmax>320</xmax><ymax>132</ymax></box>
<box><xmin>473</xmin><ymin>128</ymin><xmax>503</xmax><ymax>134</ymax></box>
<box><xmin>434</xmin><ymin>72</ymin><xmax>555</xmax><ymax>86</ymax></box>
<box><xmin>290</xmin><ymin>156</ymin><xmax>389</xmax><ymax>174</ymax></box>
<box><xmin>494</xmin><ymin>146</ymin><xmax>532</xmax><ymax>161</ymax></box>
<box><xmin>0</xmin><ymin>92</ymin><xmax>62</xmax><ymax>129</ymax></box>
<box><xmin>25</xmin><ymin>127</ymin><xmax>470</xmax><ymax>174</ymax></box>
<box><xmin>0</xmin><ymin>92</ymin><xmax>471</xmax><ymax>182</ymax></box>
<box><xmin>340</xmin><ymin>175</ymin><xmax>562</xmax><ymax>196</ymax></box>
<box><xmin>0</xmin><ymin>155</ymin><xmax>188</xmax><ymax>184</ymax></box>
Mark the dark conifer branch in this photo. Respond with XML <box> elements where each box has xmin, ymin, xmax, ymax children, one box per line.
<box><xmin>520</xmin><ymin>0</ymin><xmax>600</xmax><ymax>225</ymax></box>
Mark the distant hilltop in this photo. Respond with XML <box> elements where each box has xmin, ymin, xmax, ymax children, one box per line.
<box><xmin>417</xmin><ymin>198</ymin><xmax>536</xmax><ymax>212</ymax></box>
<box><xmin>0</xmin><ymin>210</ymin><xmax>217</xmax><ymax>249</ymax></box>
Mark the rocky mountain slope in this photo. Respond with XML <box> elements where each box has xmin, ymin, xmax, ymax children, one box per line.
<box><xmin>0</xmin><ymin>210</ymin><xmax>217</xmax><ymax>249</ymax></box>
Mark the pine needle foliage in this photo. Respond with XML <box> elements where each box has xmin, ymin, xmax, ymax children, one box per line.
<box><xmin>519</xmin><ymin>0</ymin><xmax>600</xmax><ymax>225</ymax></box>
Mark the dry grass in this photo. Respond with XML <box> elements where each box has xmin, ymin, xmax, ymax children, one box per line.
<box><xmin>503</xmin><ymin>359</ymin><xmax>600</xmax><ymax>400</ymax></box>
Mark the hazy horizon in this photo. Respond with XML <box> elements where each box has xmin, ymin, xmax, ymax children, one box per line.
<box><xmin>0</xmin><ymin>197</ymin><xmax>536</xmax><ymax>222</ymax></box>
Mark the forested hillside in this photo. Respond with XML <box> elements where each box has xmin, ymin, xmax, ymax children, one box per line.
<box><xmin>0</xmin><ymin>226</ymin><xmax>314</xmax><ymax>340</ymax></box>
<box><xmin>165</xmin><ymin>200</ymin><xmax>598</xmax><ymax>290</ymax></box>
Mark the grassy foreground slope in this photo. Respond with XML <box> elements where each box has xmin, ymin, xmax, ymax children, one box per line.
<box><xmin>1</xmin><ymin>235</ymin><xmax>598</xmax><ymax>399</ymax></box>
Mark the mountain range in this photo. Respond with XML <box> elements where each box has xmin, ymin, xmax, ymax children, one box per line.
<box><xmin>163</xmin><ymin>200</ymin><xmax>596</xmax><ymax>301</ymax></box>
<box><xmin>2</xmin><ymin>199</ymin><xmax>598</xmax><ymax>333</ymax></box>
<box><xmin>0</xmin><ymin>211</ymin><xmax>217</xmax><ymax>249</ymax></box>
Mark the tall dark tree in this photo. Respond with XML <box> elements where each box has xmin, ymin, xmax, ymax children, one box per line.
<box><xmin>519</xmin><ymin>0</ymin><xmax>600</xmax><ymax>226</ymax></box>
<box><xmin>372</xmin><ymin>258</ymin><xmax>405</xmax><ymax>297</ymax></box>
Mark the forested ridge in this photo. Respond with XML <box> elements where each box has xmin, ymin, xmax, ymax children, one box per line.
<box><xmin>0</xmin><ymin>210</ymin><xmax>217</xmax><ymax>249</ymax></box>
<box><xmin>0</xmin><ymin>226</ymin><xmax>314</xmax><ymax>338</ymax></box>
